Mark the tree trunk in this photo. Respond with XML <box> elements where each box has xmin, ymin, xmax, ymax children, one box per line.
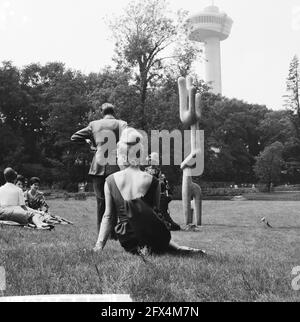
<box><xmin>140</xmin><ymin>81</ymin><xmax>148</xmax><ymax>130</ymax></box>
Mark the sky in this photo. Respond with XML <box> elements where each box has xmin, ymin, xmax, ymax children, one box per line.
<box><xmin>0</xmin><ymin>0</ymin><xmax>300</xmax><ymax>110</ymax></box>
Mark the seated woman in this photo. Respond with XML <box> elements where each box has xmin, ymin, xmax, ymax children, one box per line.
<box><xmin>17</xmin><ymin>174</ymin><xmax>50</xmax><ymax>216</ymax></box>
<box><xmin>24</xmin><ymin>177</ymin><xmax>49</xmax><ymax>212</ymax></box>
<box><xmin>23</xmin><ymin>177</ymin><xmax>71</xmax><ymax>226</ymax></box>
<box><xmin>0</xmin><ymin>168</ymin><xmax>52</xmax><ymax>229</ymax></box>
<box><xmin>94</xmin><ymin>128</ymin><xmax>205</xmax><ymax>255</ymax></box>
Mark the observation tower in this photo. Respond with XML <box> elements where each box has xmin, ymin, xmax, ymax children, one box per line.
<box><xmin>186</xmin><ymin>3</ymin><xmax>233</xmax><ymax>94</ymax></box>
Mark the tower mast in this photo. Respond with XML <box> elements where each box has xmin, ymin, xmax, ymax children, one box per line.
<box><xmin>186</xmin><ymin>4</ymin><xmax>233</xmax><ymax>94</ymax></box>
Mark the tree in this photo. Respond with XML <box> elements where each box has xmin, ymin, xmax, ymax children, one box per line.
<box><xmin>199</xmin><ymin>94</ymin><xmax>268</xmax><ymax>183</ymax></box>
<box><xmin>0</xmin><ymin>61</ymin><xmax>24</xmax><ymax>130</ymax></box>
<box><xmin>0</xmin><ymin>61</ymin><xmax>69</xmax><ymax>174</ymax></box>
<box><xmin>163</xmin><ymin>9</ymin><xmax>202</xmax><ymax>79</ymax></box>
<box><xmin>0</xmin><ymin>61</ymin><xmax>31</xmax><ymax>175</ymax></box>
<box><xmin>5</xmin><ymin>57</ymin><xmax>296</xmax><ymax>188</ymax></box>
<box><xmin>109</xmin><ymin>0</ymin><xmax>175</xmax><ymax>129</ymax></box>
<box><xmin>258</xmin><ymin>110</ymin><xmax>297</xmax><ymax>147</ymax></box>
<box><xmin>258</xmin><ymin>110</ymin><xmax>300</xmax><ymax>184</ymax></box>
<box><xmin>253</xmin><ymin>141</ymin><xmax>284</xmax><ymax>192</ymax></box>
<box><xmin>109</xmin><ymin>0</ymin><xmax>199</xmax><ymax>130</ymax></box>
<box><xmin>85</xmin><ymin>68</ymin><xmax>140</xmax><ymax>128</ymax></box>
<box><xmin>41</xmin><ymin>68</ymin><xmax>92</xmax><ymax>186</ymax></box>
<box><xmin>284</xmin><ymin>55</ymin><xmax>300</xmax><ymax>117</ymax></box>
<box><xmin>282</xmin><ymin>141</ymin><xmax>300</xmax><ymax>184</ymax></box>
<box><xmin>284</xmin><ymin>55</ymin><xmax>300</xmax><ymax>142</ymax></box>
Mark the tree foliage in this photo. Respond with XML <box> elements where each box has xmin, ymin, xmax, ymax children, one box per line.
<box><xmin>258</xmin><ymin>110</ymin><xmax>297</xmax><ymax>146</ymax></box>
<box><xmin>1</xmin><ymin>2</ymin><xmax>300</xmax><ymax>188</ymax></box>
<box><xmin>109</xmin><ymin>0</ymin><xmax>200</xmax><ymax>129</ymax></box>
<box><xmin>253</xmin><ymin>141</ymin><xmax>285</xmax><ymax>191</ymax></box>
<box><xmin>284</xmin><ymin>55</ymin><xmax>300</xmax><ymax>117</ymax></box>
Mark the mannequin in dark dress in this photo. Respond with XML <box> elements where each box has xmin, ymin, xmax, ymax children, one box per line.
<box><xmin>93</xmin><ymin>128</ymin><xmax>205</xmax><ymax>255</ymax></box>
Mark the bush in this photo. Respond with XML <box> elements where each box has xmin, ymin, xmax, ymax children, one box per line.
<box><xmin>274</xmin><ymin>184</ymin><xmax>300</xmax><ymax>192</ymax></box>
<box><xmin>74</xmin><ymin>192</ymin><xmax>87</xmax><ymax>201</ymax></box>
<box><xmin>203</xmin><ymin>187</ymin><xmax>257</xmax><ymax>196</ymax></box>
<box><xmin>63</xmin><ymin>182</ymin><xmax>79</xmax><ymax>193</ymax></box>
<box><xmin>172</xmin><ymin>185</ymin><xmax>258</xmax><ymax>200</ymax></box>
<box><xmin>194</xmin><ymin>180</ymin><xmax>235</xmax><ymax>189</ymax></box>
<box><xmin>19</xmin><ymin>163</ymin><xmax>65</xmax><ymax>185</ymax></box>
<box><xmin>256</xmin><ymin>184</ymin><xmax>269</xmax><ymax>193</ymax></box>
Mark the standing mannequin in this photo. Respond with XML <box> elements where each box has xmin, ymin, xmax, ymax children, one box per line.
<box><xmin>71</xmin><ymin>103</ymin><xmax>127</xmax><ymax>233</ymax></box>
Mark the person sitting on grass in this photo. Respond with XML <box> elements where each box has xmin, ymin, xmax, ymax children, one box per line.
<box><xmin>24</xmin><ymin>177</ymin><xmax>49</xmax><ymax>212</ymax></box>
<box><xmin>16</xmin><ymin>174</ymin><xmax>27</xmax><ymax>192</ymax></box>
<box><xmin>16</xmin><ymin>174</ymin><xmax>51</xmax><ymax>218</ymax></box>
<box><xmin>22</xmin><ymin>176</ymin><xmax>73</xmax><ymax>226</ymax></box>
<box><xmin>0</xmin><ymin>168</ymin><xmax>52</xmax><ymax>229</ymax></box>
<box><xmin>93</xmin><ymin>128</ymin><xmax>206</xmax><ymax>255</ymax></box>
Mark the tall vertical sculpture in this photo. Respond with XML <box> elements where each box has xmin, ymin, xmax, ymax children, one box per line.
<box><xmin>178</xmin><ymin>75</ymin><xmax>203</xmax><ymax>227</ymax></box>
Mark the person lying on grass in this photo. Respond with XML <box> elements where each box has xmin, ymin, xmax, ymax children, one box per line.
<box><xmin>0</xmin><ymin>168</ymin><xmax>52</xmax><ymax>230</ymax></box>
<box><xmin>93</xmin><ymin>128</ymin><xmax>206</xmax><ymax>255</ymax></box>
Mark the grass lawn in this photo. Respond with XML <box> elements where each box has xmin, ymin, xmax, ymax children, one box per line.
<box><xmin>1</xmin><ymin>198</ymin><xmax>300</xmax><ymax>302</ymax></box>
<box><xmin>243</xmin><ymin>192</ymin><xmax>300</xmax><ymax>201</ymax></box>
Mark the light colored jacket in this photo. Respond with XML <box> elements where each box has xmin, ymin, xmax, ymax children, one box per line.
<box><xmin>71</xmin><ymin>115</ymin><xmax>127</xmax><ymax>176</ymax></box>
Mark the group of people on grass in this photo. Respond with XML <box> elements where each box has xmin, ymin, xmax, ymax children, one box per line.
<box><xmin>0</xmin><ymin>171</ymin><xmax>53</xmax><ymax>229</ymax></box>
<box><xmin>0</xmin><ymin>102</ymin><xmax>205</xmax><ymax>256</ymax></box>
<box><xmin>0</xmin><ymin>172</ymin><xmax>71</xmax><ymax>229</ymax></box>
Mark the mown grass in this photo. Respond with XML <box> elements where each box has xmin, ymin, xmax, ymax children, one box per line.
<box><xmin>1</xmin><ymin>198</ymin><xmax>300</xmax><ymax>302</ymax></box>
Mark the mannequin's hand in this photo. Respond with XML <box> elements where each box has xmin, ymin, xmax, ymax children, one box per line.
<box><xmin>93</xmin><ymin>242</ymin><xmax>104</xmax><ymax>252</ymax></box>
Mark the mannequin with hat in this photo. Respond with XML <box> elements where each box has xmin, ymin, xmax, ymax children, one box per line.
<box><xmin>71</xmin><ymin>103</ymin><xmax>128</xmax><ymax>233</ymax></box>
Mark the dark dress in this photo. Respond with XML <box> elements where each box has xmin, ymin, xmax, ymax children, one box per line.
<box><xmin>106</xmin><ymin>175</ymin><xmax>171</xmax><ymax>254</ymax></box>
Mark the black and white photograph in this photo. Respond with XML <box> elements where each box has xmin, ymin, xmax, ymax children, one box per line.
<box><xmin>0</xmin><ymin>0</ymin><xmax>300</xmax><ymax>306</ymax></box>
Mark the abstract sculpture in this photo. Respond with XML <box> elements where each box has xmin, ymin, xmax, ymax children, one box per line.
<box><xmin>178</xmin><ymin>75</ymin><xmax>204</xmax><ymax>227</ymax></box>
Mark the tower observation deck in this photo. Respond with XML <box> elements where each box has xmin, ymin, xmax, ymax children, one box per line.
<box><xmin>186</xmin><ymin>5</ymin><xmax>233</xmax><ymax>94</ymax></box>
